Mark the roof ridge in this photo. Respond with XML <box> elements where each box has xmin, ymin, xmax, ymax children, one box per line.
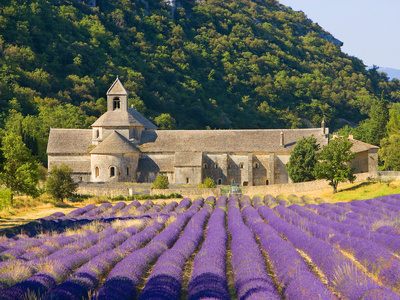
<box><xmin>107</xmin><ymin>78</ymin><xmax>128</xmax><ymax>95</ymax></box>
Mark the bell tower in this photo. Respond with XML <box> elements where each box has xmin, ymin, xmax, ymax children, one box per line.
<box><xmin>106</xmin><ymin>77</ymin><xmax>129</xmax><ymax>112</ymax></box>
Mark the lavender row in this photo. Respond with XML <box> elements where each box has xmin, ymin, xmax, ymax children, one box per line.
<box><xmin>257</xmin><ymin>205</ymin><xmax>397</xmax><ymax>299</ymax></box>
<box><xmin>188</xmin><ymin>196</ymin><xmax>230</xmax><ymax>300</ymax></box>
<box><xmin>240</xmin><ymin>197</ymin><xmax>335</xmax><ymax>299</ymax></box>
<box><xmin>0</xmin><ymin>216</ymin><xmax>151</xmax><ymax>300</ymax></box>
<box><xmin>138</xmin><ymin>197</ymin><xmax>214</xmax><ymax>299</ymax></box>
<box><xmin>41</xmin><ymin>215</ymin><xmax>168</xmax><ymax>300</ymax></box>
<box><xmin>282</xmin><ymin>204</ymin><xmax>400</xmax><ymax>290</ymax></box>
<box><xmin>304</xmin><ymin>202</ymin><xmax>400</xmax><ymax>255</ymax></box>
<box><xmin>228</xmin><ymin>196</ymin><xmax>280</xmax><ymax>300</ymax></box>
<box><xmin>92</xmin><ymin>198</ymin><xmax>204</xmax><ymax>300</ymax></box>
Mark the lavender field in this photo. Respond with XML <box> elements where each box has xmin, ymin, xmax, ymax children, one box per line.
<box><xmin>1</xmin><ymin>194</ymin><xmax>400</xmax><ymax>300</ymax></box>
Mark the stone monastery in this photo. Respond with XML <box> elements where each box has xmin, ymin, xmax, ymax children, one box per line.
<box><xmin>47</xmin><ymin>78</ymin><xmax>378</xmax><ymax>186</ymax></box>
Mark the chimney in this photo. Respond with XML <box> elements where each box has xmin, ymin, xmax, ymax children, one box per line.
<box><xmin>321</xmin><ymin>119</ymin><xmax>325</xmax><ymax>135</ymax></box>
<box><xmin>280</xmin><ymin>131</ymin><xmax>284</xmax><ymax>147</ymax></box>
<box><xmin>349</xmin><ymin>134</ymin><xmax>354</xmax><ymax>139</ymax></box>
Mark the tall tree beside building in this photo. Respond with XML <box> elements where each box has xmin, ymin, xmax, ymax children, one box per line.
<box><xmin>314</xmin><ymin>136</ymin><xmax>355</xmax><ymax>193</ymax></box>
<box><xmin>379</xmin><ymin>103</ymin><xmax>400</xmax><ymax>170</ymax></box>
<box><xmin>354</xmin><ymin>93</ymin><xmax>389</xmax><ymax>146</ymax></box>
<box><xmin>287</xmin><ymin>135</ymin><xmax>320</xmax><ymax>183</ymax></box>
<box><xmin>0</xmin><ymin>132</ymin><xmax>40</xmax><ymax>203</ymax></box>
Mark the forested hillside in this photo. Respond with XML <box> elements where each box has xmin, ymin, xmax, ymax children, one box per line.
<box><xmin>0</xmin><ymin>0</ymin><xmax>399</xmax><ymax>165</ymax></box>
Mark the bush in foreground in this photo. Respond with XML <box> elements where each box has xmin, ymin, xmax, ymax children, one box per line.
<box><xmin>46</xmin><ymin>163</ymin><xmax>77</xmax><ymax>202</ymax></box>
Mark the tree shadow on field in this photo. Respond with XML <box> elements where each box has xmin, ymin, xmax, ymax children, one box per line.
<box><xmin>339</xmin><ymin>181</ymin><xmax>374</xmax><ymax>192</ymax></box>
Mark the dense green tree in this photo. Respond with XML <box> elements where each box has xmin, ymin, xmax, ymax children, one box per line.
<box><xmin>0</xmin><ymin>132</ymin><xmax>40</xmax><ymax>203</ymax></box>
<box><xmin>151</xmin><ymin>174</ymin><xmax>169</xmax><ymax>189</ymax></box>
<box><xmin>154</xmin><ymin>113</ymin><xmax>177</xmax><ymax>130</ymax></box>
<box><xmin>378</xmin><ymin>103</ymin><xmax>400</xmax><ymax>170</ymax></box>
<box><xmin>198</xmin><ymin>177</ymin><xmax>216</xmax><ymax>188</ymax></box>
<box><xmin>379</xmin><ymin>135</ymin><xmax>400</xmax><ymax>171</ymax></box>
<box><xmin>0</xmin><ymin>0</ymin><xmax>399</xmax><ymax>159</ymax></box>
<box><xmin>46</xmin><ymin>163</ymin><xmax>77</xmax><ymax>202</ymax></box>
<box><xmin>287</xmin><ymin>135</ymin><xmax>320</xmax><ymax>183</ymax></box>
<box><xmin>353</xmin><ymin>93</ymin><xmax>389</xmax><ymax>146</ymax></box>
<box><xmin>314</xmin><ymin>136</ymin><xmax>355</xmax><ymax>193</ymax></box>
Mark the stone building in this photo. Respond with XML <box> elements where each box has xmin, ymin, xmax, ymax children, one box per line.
<box><xmin>47</xmin><ymin>78</ymin><xmax>378</xmax><ymax>186</ymax></box>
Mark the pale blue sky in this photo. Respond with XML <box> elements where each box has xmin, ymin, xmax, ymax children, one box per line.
<box><xmin>278</xmin><ymin>0</ymin><xmax>400</xmax><ymax>70</ymax></box>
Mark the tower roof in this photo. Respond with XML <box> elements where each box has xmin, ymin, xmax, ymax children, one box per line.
<box><xmin>107</xmin><ymin>77</ymin><xmax>128</xmax><ymax>95</ymax></box>
<box><xmin>91</xmin><ymin>108</ymin><xmax>157</xmax><ymax>129</ymax></box>
<box><xmin>90</xmin><ymin>131</ymin><xmax>139</xmax><ymax>154</ymax></box>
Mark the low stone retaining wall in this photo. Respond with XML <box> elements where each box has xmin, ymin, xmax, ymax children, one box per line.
<box><xmin>76</xmin><ymin>173</ymin><xmax>375</xmax><ymax>198</ymax></box>
<box><xmin>150</xmin><ymin>188</ymin><xmax>221</xmax><ymax>199</ymax></box>
<box><xmin>243</xmin><ymin>173</ymin><xmax>373</xmax><ymax>197</ymax></box>
<box><xmin>76</xmin><ymin>186</ymin><xmax>132</xmax><ymax>197</ymax></box>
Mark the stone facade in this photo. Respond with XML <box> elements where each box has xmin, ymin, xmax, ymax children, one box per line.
<box><xmin>47</xmin><ymin>79</ymin><xmax>378</xmax><ymax>186</ymax></box>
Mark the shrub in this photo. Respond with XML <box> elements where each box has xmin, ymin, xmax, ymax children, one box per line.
<box><xmin>0</xmin><ymin>188</ymin><xmax>12</xmax><ymax>210</ymax></box>
<box><xmin>198</xmin><ymin>177</ymin><xmax>216</xmax><ymax>188</ymax></box>
<box><xmin>46</xmin><ymin>163</ymin><xmax>77</xmax><ymax>202</ymax></box>
<box><xmin>151</xmin><ymin>174</ymin><xmax>169</xmax><ymax>189</ymax></box>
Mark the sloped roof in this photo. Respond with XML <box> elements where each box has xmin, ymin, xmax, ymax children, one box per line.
<box><xmin>349</xmin><ymin>138</ymin><xmax>379</xmax><ymax>153</ymax></box>
<box><xmin>51</xmin><ymin>161</ymin><xmax>90</xmax><ymax>173</ymax></box>
<box><xmin>174</xmin><ymin>152</ymin><xmax>202</xmax><ymax>167</ymax></box>
<box><xmin>47</xmin><ymin>129</ymin><xmax>93</xmax><ymax>154</ymax></box>
<box><xmin>90</xmin><ymin>131</ymin><xmax>139</xmax><ymax>154</ymax></box>
<box><xmin>91</xmin><ymin>108</ymin><xmax>157</xmax><ymax>129</ymax></box>
<box><xmin>137</xmin><ymin>156</ymin><xmax>175</xmax><ymax>172</ymax></box>
<box><xmin>107</xmin><ymin>78</ymin><xmax>128</xmax><ymax>95</ymax></box>
<box><xmin>128</xmin><ymin>108</ymin><xmax>157</xmax><ymax>130</ymax></box>
<box><xmin>139</xmin><ymin>128</ymin><xmax>329</xmax><ymax>153</ymax></box>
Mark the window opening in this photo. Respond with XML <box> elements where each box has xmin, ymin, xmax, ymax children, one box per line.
<box><xmin>110</xmin><ymin>167</ymin><xmax>115</xmax><ymax>177</ymax></box>
<box><xmin>113</xmin><ymin>97</ymin><xmax>121</xmax><ymax>110</ymax></box>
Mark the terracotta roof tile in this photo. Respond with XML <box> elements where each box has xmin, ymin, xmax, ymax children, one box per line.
<box><xmin>349</xmin><ymin>138</ymin><xmax>379</xmax><ymax>153</ymax></box>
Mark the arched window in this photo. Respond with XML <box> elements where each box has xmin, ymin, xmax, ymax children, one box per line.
<box><xmin>113</xmin><ymin>97</ymin><xmax>121</xmax><ymax>110</ymax></box>
<box><xmin>95</xmin><ymin>167</ymin><xmax>99</xmax><ymax>178</ymax></box>
<box><xmin>127</xmin><ymin>167</ymin><xmax>130</xmax><ymax>176</ymax></box>
<box><xmin>231</xmin><ymin>179</ymin><xmax>236</xmax><ymax>185</ymax></box>
<box><xmin>239</xmin><ymin>163</ymin><xmax>244</xmax><ymax>169</ymax></box>
<box><xmin>254</xmin><ymin>162</ymin><xmax>259</xmax><ymax>169</ymax></box>
<box><xmin>186</xmin><ymin>177</ymin><xmax>190</xmax><ymax>184</ymax></box>
<box><xmin>203</xmin><ymin>163</ymin><xmax>208</xmax><ymax>169</ymax></box>
<box><xmin>217</xmin><ymin>178</ymin><xmax>222</xmax><ymax>185</ymax></box>
<box><xmin>110</xmin><ymin>167</ymin><xmax>115</xmax><ymax>177</ymax></box>
<box><xmin>215</xmin><ymin>163</ymin><xmax>219</xmax><ymax>169</ymax></box>
<box><xmin>265</xmin><ymin>179</ymin><xmax>269</xmax><ymax>185</ymax></box>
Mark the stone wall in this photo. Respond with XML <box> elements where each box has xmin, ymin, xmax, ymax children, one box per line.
<box><xmin>76</xmin><ymin>172</ymin><xmax>375</xmax><ymax>198</ymax></box>
<box><xmin>77</xmin><ymin>186</ymin><xmax>131</xmax><ymax>197</ymax></box>
<box><xmin>243</xmin><ymin>172</ymin><xmax>373</xmax><ymax>197</ymax></box>
<box><xmin>151</xmin><ymin>188</ymin><xmax>222</xmax><ymax>198</ymax></box>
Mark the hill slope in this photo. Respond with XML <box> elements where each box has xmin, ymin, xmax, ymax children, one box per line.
<box><xmin>0</xmin><ymin>0</ymin><xmax>399</xmax><ymax>162</ymax></box>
